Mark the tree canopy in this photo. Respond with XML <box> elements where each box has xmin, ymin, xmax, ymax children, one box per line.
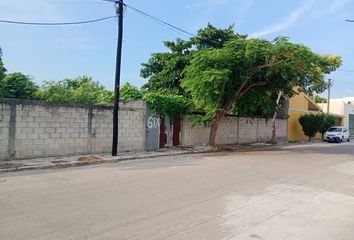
<box><xmin>0</xmin><ymin>72</ymin><xmax>38</xmax><ymax>99</ymax></box>
<box><xmin>36</xmin><ymin>76</ymin><xmax>114</xmax><ymax>105</ymax></box>
<box><xmin>182</xmin><ymin>36</ymin><xmax>341</xmax><ymax>145</ymax></box>
<box><xmin>120</xmin><ymin>82</ymin><xmax>144</xmax><ymax>101</ymax></box>
<box><xmin>140</xmin><ymin>24</ymin><xmax>245</xmax><ymax>95</ymax></box>
<box><xmin>313</xmin><ymin>95</ymin><xmax>328</xmax><ymax>103</ymax></box>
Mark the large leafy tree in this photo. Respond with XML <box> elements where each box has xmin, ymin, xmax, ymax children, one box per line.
<box><xmin>140</xmin><ymin>39</ymin><xmax>192</xmax><ymax>95</ymax></box>
<box><xmin>182</xmin><ymin>37</ymin><xmax>341</xmax><ymax>146</ymax></box>
<box><xmin>37</xmin><ymin>76</ymin><xmax>113</xmax><ymax>104</ymax></box>
<box><xmin>265</xmin><ymin>39</ymin><xmax>341</xmax><ymax>141</ymax></box>
<box><xmin>140</xmin><ymin>24</ymin><xmax>245</xmax><ymax>95</ymax></box>
<box><xmin>0</xmin><ymin>72</ymin><xmax>38</xmax><ymax>99</ymax></box>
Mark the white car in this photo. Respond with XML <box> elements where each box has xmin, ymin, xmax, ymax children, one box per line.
<box><xmin>323</xmin><ymin>126</ymin><xmax>350</xmax><ymax>142</ymax></box>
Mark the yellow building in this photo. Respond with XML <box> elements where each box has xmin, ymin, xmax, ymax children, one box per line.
<box><xmin>288</xmin><ymin>92</ymin><xmax>344</xmax><ymax>141</ymax></box>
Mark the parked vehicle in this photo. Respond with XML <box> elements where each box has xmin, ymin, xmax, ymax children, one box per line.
<box><xmin>323</xmin><ymin>126</ymin><xmax>350</xmax><ymax>142</ymax></box>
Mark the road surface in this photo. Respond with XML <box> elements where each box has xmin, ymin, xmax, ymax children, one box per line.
<box><xmin>1</xmin><ymin>142</ymin><xmax>354</xmax><ymax>240</ymax></box>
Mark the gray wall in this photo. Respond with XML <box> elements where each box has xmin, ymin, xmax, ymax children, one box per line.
<box><xmin>0</xmin><ymin>98</ymin><xmax>288</xmax><ymax>160</ymax></box>
<box><xmin>180</xmin><ymin>115</ymin><xmax>287</xmax><ymax>146</ymax></box>
<box><xmin>0</xmin><ymin>99</ymin><xmax>146</xmax><ymax>160</ymax></box>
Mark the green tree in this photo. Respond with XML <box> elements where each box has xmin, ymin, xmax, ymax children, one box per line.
<box><xmin>313</xmin><ymin>95</ymin><xmax>327</xmax><ymax>103</ymax></box>
<box><xmin>143</xmin><ymin>92</ymin><xmax>191</xmax><ymax>118</ymax></box>
<box><xmin>0</xmin><ymin>72</ymin><xmax>38</xmax><ymax>99</ymax></box>
<box><xmin>0</xmin><ymin>47</ymin><xmax>6</xmax><ymax>81</ymax></box>
<box><xmin>318</xmin><ymin>113</ymin><xmax>337</xmax><ymax>138</ymax></box>
<box><xmin>140</xmin><ymin>39</ymin><xmax>192</xmax><ymax>95</ymax></box>
<box><xmin>37</xmin><ymin>76</ymin><xmax>113</xmax><ymax>104</ymax></box>
<box><xmin>141</xmin><ymin>24</ymin><xmax>244</xmax><ymax>95</ymax></box>
<box><xmin>182</xmin><ymin>37</ymin><xmax>341</xmax><ymax>146</ymax></box>
<box><xmin>120</xmin><ymin>82</ymin><xmax>143</xmax><ymax>101</ymax></box>
<box><xmin>299</xmin><ymin>114</ymin><xmax>323</xmax><ymax>141</ymax></box>
<box><xmin>191</xmin><ymin>23</ymin><xmax>246</xmax><ymax>50</ymax></box>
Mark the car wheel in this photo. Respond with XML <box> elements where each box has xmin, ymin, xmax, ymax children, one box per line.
<box><xmin>348</xmin><ymin>137</ymin><xmax>350</xmax><ymax>142</ymax></box>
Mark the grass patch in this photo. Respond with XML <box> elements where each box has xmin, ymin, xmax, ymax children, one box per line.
<box><xmin>240</xmin><ymin>143</ymin><xmax>252</xmax><ymax>147</ymax></box>
<box><xmin>266</xmin><ymin>140</ymin><xmax>277</xmax><ymax>145</ymax></box>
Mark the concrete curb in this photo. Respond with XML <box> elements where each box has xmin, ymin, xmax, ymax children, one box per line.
<box><xmin>0</xmin><ymin>145</ymin><xmax>278</xmax><ymax>173</ymax></box>
<box><xmin>0</xmin><ymin>149</ymin><xmax>214</xmax><ymax>173</ymax></box>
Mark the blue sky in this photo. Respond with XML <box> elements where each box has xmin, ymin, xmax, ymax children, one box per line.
<box><xmin>0</xmin><ymin>0</ymin><xmax>353</xmax><ymax>98</ymax></box>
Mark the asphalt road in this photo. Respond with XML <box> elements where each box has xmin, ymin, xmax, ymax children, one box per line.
<box><xmin>1</xmin><ymin>142</ymin><xmax>354</xmax><ymax>240</ymax></box>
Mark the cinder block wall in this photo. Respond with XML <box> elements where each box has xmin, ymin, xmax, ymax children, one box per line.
<box><xmin>0</xmin><ymin>99</ymin><xmax>146</xmax><ymax>160</ymax></box>
<box><xmin>181</xmin><ymin>115</ymin><xmax>287</xmax><ymax>146</ymax></box>
<box><xmin>0</xmin><ymin>104</ymin><xmax>10</xmax><ymax>159</ymax></box>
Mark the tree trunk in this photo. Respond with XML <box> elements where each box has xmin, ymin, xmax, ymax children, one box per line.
<box><xmin>271</xmin><ymin>111</ymin><xmax>277</xmax><ymax>142</ymax></box>
<box><xmin>271</xmin><ymin>91</ymin><xmax>283</xmax><ymax>142</ymax></box>
<box><xmin>208</xmin><ymin>112</ymin><xmax>223</xmax><ymax>146</ymax></box>
<box><xmin>208</xmin><ymin>98</ymin><xmax>234</xmax><ymax>146</ymax></box>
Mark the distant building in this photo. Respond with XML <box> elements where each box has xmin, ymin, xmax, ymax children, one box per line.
<box><xmin>288</xmin><ymin>91</ymin><xmax>344</xmax><ymax>141</ymax></box>
<box><xmin>318</xmin><ymin>97</ymin><xmax>354</xmax><ymax>136</ymax></box>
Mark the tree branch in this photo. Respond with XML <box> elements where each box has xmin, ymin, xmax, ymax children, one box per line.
<box><xmin>249</xmin><ymin>63</ymin><xmax>274</xmax><ymax>76</ymax></box>
<box><xmin>238</xmin><ymin>80</ymin><xmax>269</xmax><ymax>98</ymax></box>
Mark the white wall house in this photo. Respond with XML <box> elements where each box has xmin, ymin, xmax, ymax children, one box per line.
<box><xmin>319</xmin><ymin>97</ymin><xmax>354</xmax><ymax>136</ymax></box>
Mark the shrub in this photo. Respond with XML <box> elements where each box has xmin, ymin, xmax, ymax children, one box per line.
<box><xmin>318</xmin><ymin>114</ymin><xmax>337</xmax><ymax>138</ymax></box>
<box><xmin>299</xmin><ymin>114</ymin><xmax>323</xmax><ymax>141</ymax></box>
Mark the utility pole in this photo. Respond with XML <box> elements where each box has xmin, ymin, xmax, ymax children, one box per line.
<box><xmin>112</xmin><ymin>0</ymin><xmax>124</xmax><ymax>156</ymax></box>
<box><xmin>327</xmin><ymin>78</ymin><xmax>331</xmax><ymax>114</ymax></box>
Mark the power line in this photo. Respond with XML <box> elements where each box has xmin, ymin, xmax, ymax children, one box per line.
<box><xmin>100</xmin><ymin>0</ymin><xmax>195</xmax><ymax>37</ymax></box>
<box><xmin>22</xmin><ymin>0</ymin><xmax>106</xmax><ymax>4</ymax></box>
<box><xmin>125</xmin><ymin>4</ymin><xmax>195</xmax><ymax>37</ymax></box>
<box><xmin>0</xmin><ymin>16</ymin><xmax>116</xmax><ymax>26</ymax></box>
<box><xmin>128</xmin><ymin>8</ymin><xmax>192</xmax><ymax>39</ymax></box>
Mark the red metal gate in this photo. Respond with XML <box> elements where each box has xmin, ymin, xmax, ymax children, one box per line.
<box><xmin>172</xmin><ymin>116</ymin><xmax>181</xmax><ymax>146</ymax></box>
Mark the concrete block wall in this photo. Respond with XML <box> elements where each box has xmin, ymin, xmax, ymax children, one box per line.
<box><xmin>14</xmin><ymin>104</ymin><xmax>90</xmax><ymax>159</ymax></box>
<box><xmin>0</xmin><ymin>104</ymin><xmax>10</xmax><ymax>159</ymax></box>
<box><xmin>238</xmin><ymin>117</ymin><xmax>258</xmax><ymax>144</ymax></box>
<box><xmin>0</xmin><ymin>99</ymin><xmax>146</xmax><ymax>160</ymax></box>
<box><xmin>90</xmin><ymin>104</ymin><xmax>146</xmax><ymax>153</ymax></box>
<box><xmin>181</xmin><ymin>115</ymin><xmax>287</xmax><ymax>146</ymax></box>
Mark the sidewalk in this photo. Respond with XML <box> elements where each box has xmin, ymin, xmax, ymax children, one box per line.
<box><xmin>0</xmin><ymin>143</ymin><xmax>278</xmax><ymax>173</ymax></box>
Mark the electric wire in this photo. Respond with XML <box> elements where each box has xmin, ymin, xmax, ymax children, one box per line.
<box><xmin>22</xmin><ymin>0</ymin><xmax>106</xmax><ymax>4</ymax></box>
<box><xmin>128</xmin><ymin>8</ymin><xmax>192</xmax><ymax>39</ymax></box>
<box><xmin>99</xmin><ymin>0</ymin><xmax>196</xmax><ymax>38</ymax></box>
<box><xmin>124</xmin><ymin>4</ymin><xmax>195</xmax><ymax>37</ymax></box>
<box><xmin>0</xmin><ymin>16</ymin><xmax>116</xmax><ymax>26</ymax></box>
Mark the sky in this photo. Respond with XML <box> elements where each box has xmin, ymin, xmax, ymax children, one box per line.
<box><xmin>0</xmin><ymin>0</ymin><xmax>354</xmax><ymax>98</ymax></box>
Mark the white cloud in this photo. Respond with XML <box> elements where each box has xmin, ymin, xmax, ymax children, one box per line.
<box><xmin>249</xmin><ymin>0</ymin><xmax>315</xmax><ymax>38</ymax></box>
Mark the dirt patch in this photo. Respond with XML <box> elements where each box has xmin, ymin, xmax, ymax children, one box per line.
<box><xmin>51</xmin><ymin>160</ymin><xmax>70</xmax><ymax>164</ymax></box>
<box><xmin>77</xmin><ymin>155</ymin><xmax>103</xmax><ymax>162</ymax></box>
<box><xmin>0</xmin><ymin>162</ymin><xmax>24</xmax><ymax>169</ymax></box>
